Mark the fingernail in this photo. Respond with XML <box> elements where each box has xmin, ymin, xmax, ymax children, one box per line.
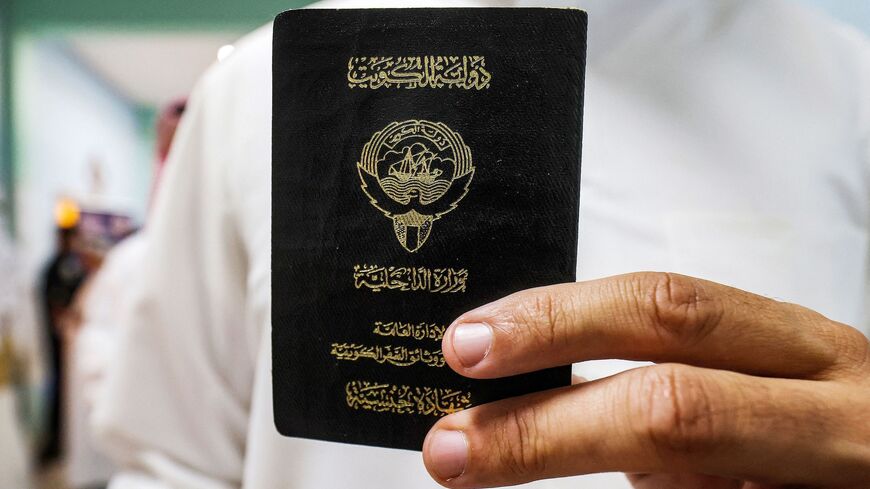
<box><xmin>428</xmin><ymin>430</ymin><xmax>468</xmax><ymax>480</ymax></box>
<box><xmin>571</xmin><ymin>374</ymin><xmax>588</xmax><ymax>385</ymax></box>
<box><xmin>451</xmin><ymin>322</ymin><xmax>492</xmax><ymax>367</ymax></box>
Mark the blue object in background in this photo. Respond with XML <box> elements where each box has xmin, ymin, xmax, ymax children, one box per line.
<box><xmin>796</xmin><ymin>0</ymin><xmax>870</xmax><ymax>36</ymax></box>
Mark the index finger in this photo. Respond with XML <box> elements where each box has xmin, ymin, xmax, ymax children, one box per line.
<box><xmin>442</xmin><ymin>272</ymin><xmax>859</xmax><ymax>380</ymax></box>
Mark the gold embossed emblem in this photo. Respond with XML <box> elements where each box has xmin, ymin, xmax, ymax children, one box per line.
<box><xmin>357</xmin><ymin>120</ymin><xmax>474</xmax><ymax>252</ymax></box>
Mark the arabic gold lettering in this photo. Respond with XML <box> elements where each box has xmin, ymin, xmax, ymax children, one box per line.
<box><xmin>331</xmin><ymin>342</ymin><xmax>446</xmax><ymax>368</ymax></box>
<box><xmin>371</xmin><ymin>321</ymin><xmax>447</xmax><ymax>341</ymax></box>
<box><xmin>345</xmin><ymin>380</ymin><xmax>472</xmax><ymax>416</ymax></box>
<box><xmin>354</xmin><ymin>265</ymin><xmax>468</xmax><ymax>293</ymax></box>
<box><xmin>348</xmin><ymin>56</ymin><xmax>491</xmax><ymax>90</ymax></box>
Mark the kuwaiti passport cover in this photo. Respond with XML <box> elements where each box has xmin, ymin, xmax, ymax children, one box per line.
<box><xmin>272</xmin><ymin>8</ymin><xmax>587</xmax><ymax>451</ymax></box>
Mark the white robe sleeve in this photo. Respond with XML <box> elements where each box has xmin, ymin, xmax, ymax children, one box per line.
<box><xmin>843</xmin><ymin>22</ymin><xmax>870</xmax><ymax>338</ymax></box>
<box><xmin>91</xmin><ymin>45</ymin><xmax>264</xmax><ymax>489</ymax></box>
<box><xmin>860</xmin><ymin>32</ymin><xmax>870</xmax><ymax>338</ymax></box>
<box><xmin>70</xmin><ymin>235</ymin><xmax>150</xmax><ymax>487</ymax></box>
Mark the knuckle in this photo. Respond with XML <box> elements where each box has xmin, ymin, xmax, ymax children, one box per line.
<box><xmin>493</xmin><ymin>405</ymin><xmax>549</xmax><ymax>479</ymax></box>
<box><xmin>631</xmin><ymin>364</ymin><xmax>721</xmax><ymax>457</ymax></box>
<box><xmin>833</xmin><ymin>324</ymin><xmax>870</xmax><ymax>373</ymax></box>
<box><xmin>856</xmin><ymin>333</ymin><xmax>870</xmax><ymax>371</ymax></box>
<box><xmin>640</xmin><ymin>272</ymin><xmax>723</xmax><ymax>347</ymax></box>
<box><xmin>782</xmin><ymin>304</ymin><xmax>870</xmax><ymax>378</ymax></box>
<box><xmin>511</xmin><ymin>289</ymin><xmax>572</xmax><ymax>350</ymax></box>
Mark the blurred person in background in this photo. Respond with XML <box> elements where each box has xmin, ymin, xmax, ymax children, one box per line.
<box><xmin>64</xmin><ymin>99</ymin><xmax>187</xmax><ymax>489</ymax></box>
<box><xmin>39</xmin><ymin>201</ymin><xmax>86</xmax><ymax>468</ymax></box>
<box><xmin>92</xmin><ymin>1</ymin><xmax>870</xmax><ymax>489</ymax></box>
<box><xmin>152</xmin><ymin>100</ymin><xmax>188</xmax><ymax>203</ymax></box>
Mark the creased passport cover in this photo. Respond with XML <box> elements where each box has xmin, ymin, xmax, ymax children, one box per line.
<box><xmin>272</xmin><ymin>8</ymin><xmax>587</xmax><ymax>451</ymax></box>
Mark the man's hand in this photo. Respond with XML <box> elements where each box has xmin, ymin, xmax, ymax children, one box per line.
<box><xmin>422</xmin><ymin>273</ymin><xmax>870</xmax><ymax>489</ymax></box>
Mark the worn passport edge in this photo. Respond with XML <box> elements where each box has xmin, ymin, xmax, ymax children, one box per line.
<box><xmin>270</xmin><ymin>7</ymin><xmax>588</xmax><ymax>450</ymax></box>
<box><xmin>278</xmin><ymin>6</ymin><xmax>589</xmax><ymax>13</ymax></box>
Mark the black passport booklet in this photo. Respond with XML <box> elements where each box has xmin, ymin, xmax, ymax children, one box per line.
<box><xmin>272</xmin><ymin>8</ymin><xmax>587</xmax><ymax>451</ymax></box>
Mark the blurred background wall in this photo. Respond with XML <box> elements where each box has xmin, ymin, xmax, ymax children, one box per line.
<box><xmin>1</xmin><ymin>1</ymin><xmax>11</xmax><ymax>232</ymax></box>
<box><xmin>0</xmin><ymin>0</ymin><xmax>307</xmax><ymax>277</ymax></box>
<box><xmin>13</xmin><ymin>39</ymin><xmax>150</xmax><ymax>275</ymax></box>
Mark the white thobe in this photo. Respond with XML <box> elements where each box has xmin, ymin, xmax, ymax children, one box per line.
<box><xmin>93</xmin><ymin>1</ymin><xmax>870</xmax><ymax>488</ymax></box>
<box><xmin>69</xmin><ymin>234</ymin><xmax>148</xmax><ymax>487</ymax></box>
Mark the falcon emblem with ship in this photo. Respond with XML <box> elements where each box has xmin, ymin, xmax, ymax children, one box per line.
<box><xmin>357</xmin><ymin>120</ymin><xmax>475</xmax><ymax>252</ymax></box>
